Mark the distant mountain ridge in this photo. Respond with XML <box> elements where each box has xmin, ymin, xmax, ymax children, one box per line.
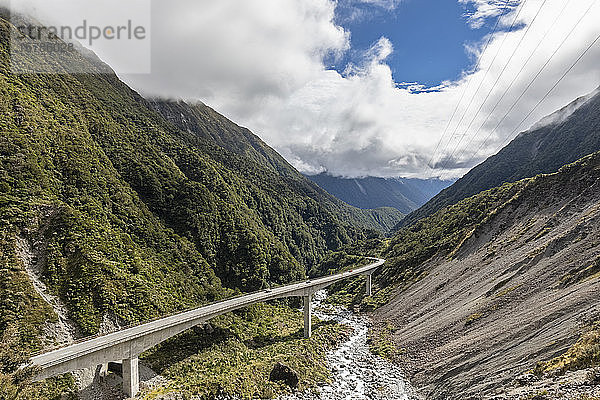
<box><xmin>306</xmin><ymin>174</ymin><xmax>453</xmax><ymax>214</ymax></box>
<box><xmin>399</xmin><ymin>86</ymin><xmax>600</xmax><ymax>228</ymax></box>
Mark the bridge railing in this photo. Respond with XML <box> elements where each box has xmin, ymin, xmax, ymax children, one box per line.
<box><xmin>29</xmin><ymin>256</ymin><xmax>376</xmax><ymax>357</ymax></box>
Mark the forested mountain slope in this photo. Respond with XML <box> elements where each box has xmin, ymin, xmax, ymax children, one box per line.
<box><xmin>306</xmin><ymin>174</ymin><xmax>452</xmax><ymax>213</ymax></box>
<box><xmin>0</xmin><ymin>11</ymin><xmax>402</xmax><ymax>374</ymax></box>
<box><xmin>147</xmin><ymin>100</ymin><xmax>298</xmax><ymax>177</ymax></box>
<box><xmin>373</xmin><ymin>152</ymin><xmax>600</xmax><ymax>399</ymax></box>
<box><xmin>399</xmin><ymin>87</ymin><xmax>600</xmax><ymax>227</ymax></box>
<box><xmin>147</xmin><ymin>99</ymin><xmax>404</xmax><ymax>230</ymax></box>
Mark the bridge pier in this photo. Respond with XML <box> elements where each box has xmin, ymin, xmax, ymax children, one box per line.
<box><xmin>99</xmin><ymin>362</ymin><xmax>108</xmax><ymax>377</ymax></box>
<box><xmin>29</xmin><ymin>258</ymin><xmax>385</xmax><ymax>396</ymax></box>
<box><xmin>122</xmin><ymin>356</ymin><xmax>139</xmax><ymax>398</ymax></box>
<box><xmin>303</xmin><ymin>294</ymin><xmax>312</xmax><ymax>338</ymax></box>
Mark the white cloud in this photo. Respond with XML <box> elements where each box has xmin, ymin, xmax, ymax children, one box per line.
<box><xmin>6</xmin><ymin>0</ymin><xmax>600</xmax><ymax>179</ymax></box>
<box><xmin>460</xmin><ymin>0</ymin><xmax>521</xmax><ymax>29</ymax></box>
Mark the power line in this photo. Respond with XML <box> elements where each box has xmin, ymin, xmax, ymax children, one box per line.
<box><xmin>491</xmin><ymin>31</ymin><xmax>600</xmax><ymax>153</ymax></box>
<box><xmin>442</xmin><ymin>0</ymin><xmax>549</xmax><ymax>167</ymax></box>
<box><xmin>464</xmin><ymin>0</ymin><xmax>598</xmax><ymax>166</ymax></box>
<box><xmin>451</xmin><ymin>0</ymin><xmax>573</xmax><ymax>167</ymax></box>
<box><xmin>433</xmin><ymin>0</ymin><xmax>528</xmax><ymax>175</ymax></box>
<box><xmin>425</xmin><ymin>0</ymin><xmax>514</xmax><ymax>175</ymax></box>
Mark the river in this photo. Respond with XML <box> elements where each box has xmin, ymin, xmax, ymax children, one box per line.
<box><xmin>278</xmin><ymin>290</ymin><xmax>420</xmax><ymax>400</ymax></box>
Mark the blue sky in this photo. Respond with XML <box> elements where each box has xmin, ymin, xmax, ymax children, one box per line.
<box><xmin>331</xmin><ymin>0</ymin><xmax>495</xmax><ymax>87</ymax></box>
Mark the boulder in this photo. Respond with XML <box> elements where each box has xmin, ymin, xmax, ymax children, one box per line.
<box><xmin>269</xmin><ymin>362</ymin><xmax>299</xmax><ymax>388</ymax></box>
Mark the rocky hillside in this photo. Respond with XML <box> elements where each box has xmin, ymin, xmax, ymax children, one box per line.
<box><xmin>306</xmin><ymin>174</ymin><xmax>452</xmax><ymax>214</ymax></box>
<box><xmin>399</xmin><ymin>87</ymin><xmax>600</xmax><ymax>228</ymax></box>
<box><xmin>374</xmin><ymin>152</ymin><xmax>600</xmax><ymax>399</ymax></box>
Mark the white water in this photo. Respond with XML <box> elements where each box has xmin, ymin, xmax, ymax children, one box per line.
<box><xmin>279</xmin><ymin>290</ymin><xmax>419</xmax><ymax>400</ymax></box>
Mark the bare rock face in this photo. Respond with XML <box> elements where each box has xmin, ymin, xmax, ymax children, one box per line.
<box><xmin>270</xmin><ymin>362</ymin><xmax>299</xmax><ymax>388</ymax></box>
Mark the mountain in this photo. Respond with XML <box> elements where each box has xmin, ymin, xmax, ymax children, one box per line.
<box><xmin>147</xmin><ymin>100</ymin><xmax>299</xmax><ymax>177</ymax></box>
<box><xmin>399</xmin><ymin>87</ymin><xmax>600</xmax><ymax>227</ymax></box>
<box><xmin>306</xmin><ymin>174</ymin><xmax>453</xmax><ymax>214</ymax></box>
<box><xmin>0</xmin><ymin>11</ymin><xmax>405</xmax><ymax>374</ymax></box>
<box><xmin>146</xmin><ymin>99</ymin><xmax>404</xmax><ymax>232</ymax></box>
<box><xmin>370</xmin><ymin>152</ymin><xmax>600</xmax><ymax>398</ymax></box>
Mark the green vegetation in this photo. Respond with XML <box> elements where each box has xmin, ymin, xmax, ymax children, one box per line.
<box><xmin>0</xmin><ymin>327</ymin><xmax>76</xmax><ymax>400</ymax></box>
<box><xmin>147</xmin><ymin>100</ymin><xmax>301</xmax><ymax>178</ymax></box>
<box><xmin>0</xmin><ymin>14</ymin><xmax>402</xmax><ymax>398</ymax></box>
<box><xmin>140</xmin><ymin>303</ymin><xmax>350</xmax><ymax>399</ymax></box>
<box><xmin>560</xmin><ymin>256</ymin><xmax>600</xmax><ymax>287</ymax></box>
<box><xmin>368</xmin><ymin>323</ymin><xmax>401</xmax><ymax>359</ymax></box>
<box><xmin>465</xmin><ymin>313</ymin><xmax>483</xmax><ymax>326</ymax></box>
<box><xmin>534</xmin><ymin>322</ymin><xmax>600</xmax><ymax>376</ymax></box>
<box><xmin>495</xmin><ymin>284</ymin><xmax>522</xmax><ymax>298</ymax></box>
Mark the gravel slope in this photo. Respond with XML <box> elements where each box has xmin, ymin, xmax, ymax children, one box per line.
<box><xmin>375</xmin><ymin>161</ymin><xmax>600</xmax><ymax>399</ymax></box>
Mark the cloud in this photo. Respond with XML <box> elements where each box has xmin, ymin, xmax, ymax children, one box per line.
<box><xmin>460</xmin><ymin>0</ymin><xmax>521</xmax><ymax>29</ymax></box>
<box><xmin>138</xmin><ymin>0</ymin><xmax>600</xmax><ymax>178</ymax></box>
<box><xmin>354</xmin><ymin>0</ymin><xmax>403</xmax><ymax>10</ymax></box>
<box><xmin>7</xmin><ymin>0</ymin><xmax>600</xmax><ymax>179</ymax></box>
<box><xmin>334</xmin><ymin>0</ymin><xmax>402</xmax><ymax>24</ymax></box>
<box><xmin>529</xmin><ymin>86</ymin><xmax>600</xmax><ymax>131</ymax></box>
<box><xmin>132</xmin><ymin>0</ymin><xmax>349</xmax><ymax>121</ymax></box>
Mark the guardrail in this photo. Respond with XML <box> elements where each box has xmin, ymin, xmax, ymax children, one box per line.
<box><xmin>29</xmin><ymin>257</ymin><xmax>384</xmax><ymax>397</ymax></box>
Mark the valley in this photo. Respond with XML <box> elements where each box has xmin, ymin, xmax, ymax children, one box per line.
<box><xmin>1</xmin><ymin>3</ymin><xmax>600</xmax><ymax>400</ymax></box>
<box><xmin>305</xmin><ymin>175</ymin><xmax>453</xmax><ymax>214</ymax></box>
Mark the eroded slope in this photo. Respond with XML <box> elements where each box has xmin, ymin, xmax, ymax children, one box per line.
<box><xmin>376</xmin><ymin>153</ymin><xmax>600</xmax><ymax>399</ymax></box>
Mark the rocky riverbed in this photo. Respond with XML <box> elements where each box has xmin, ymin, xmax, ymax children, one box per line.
<box><xmin>279</xmin><ymin>291</ymin><xmax>420</xmax><ymax>400</ymax></box>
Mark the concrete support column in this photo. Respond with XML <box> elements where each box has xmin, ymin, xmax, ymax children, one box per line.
<box><xmin>99</xmin><ymin>363</ymin><xmax>108</xmax><ymax>377</ymax></box>
<box><xmin>366</xmin><ymin>274</ymin><xmax>372</xmax><ymax>296</ymax></box>
<box><xmin>303</xmin><ymin>294</ymin><xmax>312</xmax><ymax>338</ymax></box>
<box><xmin>122</xmin><ymin>356</ymin><xmax>139</xmax><ymax>398</ymax></box>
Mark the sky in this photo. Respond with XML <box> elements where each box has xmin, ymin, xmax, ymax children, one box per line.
<box><xmin>331</xmin><ymin>0</ymin><xmax>495</xmax><ymax>86</ymax></box>
<box><xmin>6</xmin><ymin>0</ymin><xmax>600</xmax><ymax>179</ymax></box>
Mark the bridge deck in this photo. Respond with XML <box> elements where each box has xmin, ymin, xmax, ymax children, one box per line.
<box><xmin>31</xmin><ymin>257</ymin><xmax>384</xmax><ymax>373</ymax></box>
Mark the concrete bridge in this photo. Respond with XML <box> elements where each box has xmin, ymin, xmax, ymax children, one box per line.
<box><xmin>30</xmin><ymin>257</ymin><xmax>384</xmax><ymax>398</ymax></box>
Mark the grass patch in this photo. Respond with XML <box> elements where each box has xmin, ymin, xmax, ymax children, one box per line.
<box><xmin>368</xmin><ymin>323</ymin><xmax>401</xmax><ymax>360</ymax></box>
<box><xmin>361</xmin><ymin>284</ymin><xmax>397</xmax><ymax>311</ymax></box>
<box><xmin>465</xmin><ymin>313</ymin><xmax>483</xmax><ymax>326</ymax></box>
<box><xmin>560</xmin><ymin>257</ymin><xmax>600</xmax><ymax>287</ymax></box>
<box><xmin>495</xmin><ymin>284</ymin><xmax>522</xmax><ymax>298</ymax></box>
<box><xmin>534</xmin><ymin>322</ymin><xmax>600</xmax><ymax>376</ymax></box>
<box><xmin>140</xmin><ymin>302</ymin><xmax>350</xmax><ymax>399</ymax></box>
